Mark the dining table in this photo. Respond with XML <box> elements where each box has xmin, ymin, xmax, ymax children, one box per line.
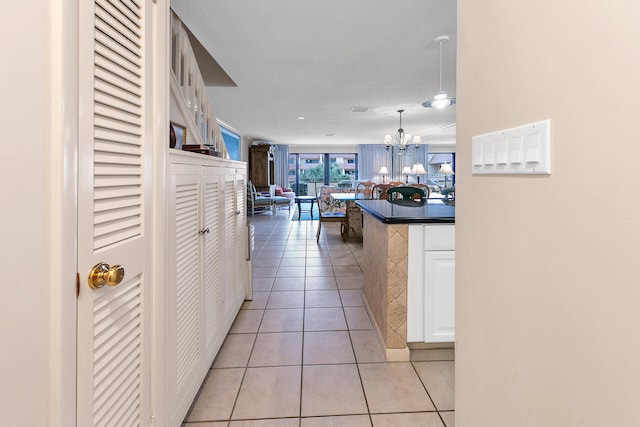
<box><xmin>330</xmin><ymin>192</ymin><xmax>362</xmax><ymax>243</ymax></box>
<box><xmin>330</xmin><ymin>191</ymin><xmax>448</xmax><ymax>242</ymax></box>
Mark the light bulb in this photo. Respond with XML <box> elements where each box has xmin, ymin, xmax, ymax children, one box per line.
<box><xmin>431</xmin><ymin>91</ymin><xmax>451</xmax><ymax>109</ymax></box>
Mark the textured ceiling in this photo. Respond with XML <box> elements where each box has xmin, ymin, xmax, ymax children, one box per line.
<box><xmin>170</xmin><ymin>0</ymin><xmax>457</xmax><ymax>147</ymax></box>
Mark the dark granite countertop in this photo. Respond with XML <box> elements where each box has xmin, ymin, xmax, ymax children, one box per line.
<box><xmin>355</xmin><ymin>199</ymin><xmax>455</xmax><ymax>224</ymax></box>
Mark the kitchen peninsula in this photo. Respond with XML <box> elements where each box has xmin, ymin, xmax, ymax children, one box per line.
<box><xmin>356</xmin><ymin>199</ymin><xmax>456</xmax><ymax>361</ymax></box>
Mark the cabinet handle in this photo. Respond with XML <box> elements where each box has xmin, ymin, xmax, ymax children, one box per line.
<box><xmin>235</xmin><ymin>210</ymin><xmax>241</xmax><ymax>215</ymax></box>
<box><xmin>199</xmin><ymin>227</ymin><xmax>210</xmax><ymax>235</ymax></box>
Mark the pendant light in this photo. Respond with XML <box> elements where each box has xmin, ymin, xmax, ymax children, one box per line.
<box><xmin>423</xmin><ymin>35</ymin><xmax>456</xmax><ymax>109</ymax></box>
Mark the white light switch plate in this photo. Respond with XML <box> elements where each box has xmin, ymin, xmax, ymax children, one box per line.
<box><xmin>472</xmin><ymin>120</ymin><xmax>551</xmax><ymax>175</ymax></box>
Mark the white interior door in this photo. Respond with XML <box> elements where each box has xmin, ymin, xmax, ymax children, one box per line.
<box><xmin>77</xmin><ymin>1</ymin><xmax>153</xmax><ymax>425</ymax></box>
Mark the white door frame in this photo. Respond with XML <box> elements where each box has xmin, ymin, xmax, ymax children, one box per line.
<box><xmin>49</xmin><ymin>0</ymin><xmax>80</xmax><ymax>425</ymax></box>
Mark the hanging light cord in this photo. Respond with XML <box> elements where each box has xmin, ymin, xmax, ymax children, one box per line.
<box><xmin>438</xmin><ymin>39</ymin><xmax>444</xmax><ymax>91</ymax></box>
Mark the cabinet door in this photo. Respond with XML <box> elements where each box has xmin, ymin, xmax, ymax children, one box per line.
<box><xmin>234</xmin><ymin>173</ymin><xmax>248</xmax><ymax>302</ymax></box>
<box><xmin>249</xmin><ymin>145</ymin><xmax>273</xmax><ymax>190</ymax></box>
<box><xmin>424</xmin><ymin>251</ymin><xmax>456</xmax><ymax>342</ymax></box>
<box><xmin>202</xmin><ymin>170</ymin><xmax>224</xmax><ymax>362</ymax></box>
<box><xmin>170</xmin><ymin>171</ymin><xmax>203</xmax><ymax>423</ymax></box>
<box><xmin>222</xmin><ymin>173</ymin><xmax>240</xmax><ymax>329</ymax></box>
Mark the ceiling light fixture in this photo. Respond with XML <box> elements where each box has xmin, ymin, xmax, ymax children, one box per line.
<box><xmin>384</xmin><ymin>109</ymin><xmax>421</xmax><ymax>156</ymax></box>
<box><xmin>423</xmin><ymin>35</ymin><xmax>456</xmax><ymax>109</ymax></box>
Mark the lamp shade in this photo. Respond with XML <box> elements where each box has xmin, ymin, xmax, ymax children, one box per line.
<box><xmin>439</xmin><ymin>163</ymin><xmax>454</xmax><ymax>175</ymax></box>
<box><xmin>379</xmin><ymin>166</ymin><xmax>389</xmax><ymax>175</ymax></box>
<box><xmin>412</xmin><ymin>163</ymin><xmax>427</xmax><ymax>174</ymax></box>
<box><xmin>402</xmin><ymin>166</ymin><xmax>412</xmax><ymax>174</ymax></box>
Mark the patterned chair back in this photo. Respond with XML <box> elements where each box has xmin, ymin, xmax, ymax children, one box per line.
<box><xmin>316</xmin><ymin>186</ymin><xmax>351</xmax><ymax>214</ymax></box>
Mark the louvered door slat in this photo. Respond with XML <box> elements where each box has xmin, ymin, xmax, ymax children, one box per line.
<box><xmin>94</xmin><ymin>368</ymin><xmax>139</xmax><ymax>426</ymax></box>
<box><xmin>95</xmin><ymin>339</ymin><xmax>139</xmax><ymax>397</ymax></box>
<box><xmin>95</xmin><ymin>1</ymin><xmax>141</xmax><ymax>43</ymax></box>
<box><xmin>95</xmin><ymin>148</ymin><xmax>141</xmax><ymax>165</ymax></box>
<box><xmin>94</xmin><ymin>22</ymin><xmax>142</xmax><ymax>68</ymax></box>
<box><xmin>94</xmin><ymin>185</ymin><xmax>141</xmax><ymax>202</ymax></box>
<box><xmin>95</xmin><ymin>127</ymin><xmax>140</xmax><ymax>146</ymax></box>
<box><xmin>95</xmin><ymin>84</ymin><xmax>141</xmax><ymax>117</ymax></box>
<box><xmin>94</xmin><ymin>176</ymin><xmax>141</xmax><ymax>191</ymax></box>
<box><xmin>95</xmin><ymin>116</ymin><xmax>142</xmax><ymax>138</ymax></box>
<box><xmin>94</xmin><ymin>196</ymin><xmax>139</xmax><ymax>213</ymax></box>
<box><xmin>95</xmin><ymin>103</ymin><xmax>142</xmax><ymax>129</ymax></box>
<box><xmin>94</xmin><ymin>205</ymin><xmax>141</xmax><ymax>226</ymax></box>
<box><xmin>95</xmin><ymin>139</ymin><xmax>141</xmax><ymax>155</ymax></box>
<box><xmin>94</xmin><ymin>169</ymin><xmax>139</xmax><ymax>180</ymax></box>
<box><xmin>94</xmin><ymin>78</ymin><xmax>142</xmax><ymax>110</ymax></box>
<box><xmin>94</xmin><ymin>322</ymin><xmax>139</xmax><ymax>379</ymax></box>
<box><xmin>95</xmin><ymin>64</ymin><xmax>142</xmax><ymax>98</ymax></box>
<box><xmin>93</xmin><ymin>284</ymin><xmax>140</xmax><ymax>329</ymax></box>
<box><xmin>100</xmin><ymin>0</ymin><xmax>142</xmax><ymax>29</ymax></box>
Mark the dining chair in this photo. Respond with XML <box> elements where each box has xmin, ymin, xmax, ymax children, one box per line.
<box><xmin>355</xmin><ymin>181</ymin><xmax>376</xmax><ymax>199</ymax></box>
<box><xmin>408</xmin><ymin>183</ymin><xmax>431</xmax><ymax>199</ymax></box>
<box><xmin>315</xmin><ymin>186</ymin><xmax>347</xmax><ymax>242</ymax></box>
<box><xmin>372</xmin><ymin>183</ymin><xmax>398</xmax><ymax>200</ymax></box>
<box><xmin>386</xmin><ymin>186</ymin><xmax>426</xmax><ymax>201</ymax></box>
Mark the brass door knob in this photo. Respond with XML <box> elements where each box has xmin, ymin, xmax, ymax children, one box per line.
<box><xmin>88</xmin><ymin>263</ymin><xmax>125</xmax><ymax>289</ymax></box>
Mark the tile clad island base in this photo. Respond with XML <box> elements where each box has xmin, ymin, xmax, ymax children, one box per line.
<box><xmin>357</xmin><ymin>199</ymin><xmax>455</xmax><ymax>361</ymax></box>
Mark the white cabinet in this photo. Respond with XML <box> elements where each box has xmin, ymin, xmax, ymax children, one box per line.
<box><xmin>168</xmin><ymin>154</ymin><xmax>247</xmax><ymax>425</ymax></box>
<box><xmin>407</xmin><ymin>224</ymin><xmax>455</xmax><ymax>343</ymax></box>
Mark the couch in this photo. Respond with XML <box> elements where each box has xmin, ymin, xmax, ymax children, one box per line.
<box><xmin>270</xmin><ymin>184</ymin><xmax>294</xmax><ymax>212</ymax></box>
<box><xmin>271</xmin><ymin>184</ymin><xmax>295</xmax><ymax>200</ymax></box>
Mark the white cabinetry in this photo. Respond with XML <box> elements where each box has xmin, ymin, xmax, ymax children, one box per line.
<box><xmin>407</xmin><ymin>224</ymin><xmax>455</xmax><ymax>343</ymax></box>
<box><xmin>168</xmin><ymin>153</ymin><xmax>247</xmax><ymax>425</ymax></box>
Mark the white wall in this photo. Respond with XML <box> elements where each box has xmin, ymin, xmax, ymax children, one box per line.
<box><xmin>456</xmin><ymin>1</ymin><xmax>640</xmax><ymax>425</ymax></box>
<box><xmin>0</xmin><ymin>1</ymin><xmax>58</xmax><ymax>425</ymax></box>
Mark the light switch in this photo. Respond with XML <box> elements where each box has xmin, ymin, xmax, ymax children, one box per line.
<box><xmin>482</xmin><ymin>140</ymin><xmax>495</xmax><ymax>165</ymax></box>
<box><xmin>509</xmin><ymin>136</ymin><xmax>523</xmax><ymax>164</ymax></box>
<box><xmin>472</xmin><ymin>120</ymin><xmax>551</xmax><ymax>175</ymax></box>
<box><xmin>495</xmin><ymin>137</ymin><xmax>508</xmax><ymax>165</ymax></box>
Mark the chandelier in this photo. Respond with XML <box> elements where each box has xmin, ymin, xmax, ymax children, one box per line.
<box><xmin>384</xmin><ymin>109</ymin><xmax>421</xmax><ymax>156</ymax></box>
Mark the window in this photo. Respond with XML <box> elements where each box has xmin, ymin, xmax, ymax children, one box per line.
<box><xmin>219</xmin><ymin>124</ymin><xmax>240</xmax><ymax>161</ymax></box>
<box><xmin>288</xmin><ymin>152</ymin><xmax>358</xmax><ymax>196</ymax></box>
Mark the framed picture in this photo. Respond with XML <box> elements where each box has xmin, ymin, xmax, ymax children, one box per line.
<box><xmin>170</xmin><ymin>122</ymin><xmax>186</xmax><ymax>149</ymax></box>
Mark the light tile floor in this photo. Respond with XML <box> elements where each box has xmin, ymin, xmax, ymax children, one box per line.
<box><xmin>184</xmin><ymin>210</ymin><xmax>455</xmax><ymax>427</ymax></box>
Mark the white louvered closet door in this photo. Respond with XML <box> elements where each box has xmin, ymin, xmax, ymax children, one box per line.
<box><xmin>222</xmin><ymin>173</ymin><xmax>238</xmax><ymax>324</ymax></box>
<box><xmin>77</xmin><ymin>1</ymin><xmax>152</xmax><ymax>426</ymax></box>
<box><xmin>202</xmin><ymin>171</ymin><xmax>223</xmax><ymax>362</ymax></box>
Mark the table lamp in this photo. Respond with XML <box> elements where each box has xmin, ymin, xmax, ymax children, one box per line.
<box><xmin>411</xmin><ymin>163</ymin><xmax>427</xmax><ymax>183</ymax></box>
<box><xmin>402</xmin><ymin>166</ymin><xmax>412</xmax><ymax>183</ymax></box>
<box><xmin>439</xmin><ymin>162</ymin><xmax>454</xmax><ymax>188</ymax></box>
<box><xmin>379</xmin><ymin>166</ymin><xmax>389</xmax><ymax>183</ymax></box>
